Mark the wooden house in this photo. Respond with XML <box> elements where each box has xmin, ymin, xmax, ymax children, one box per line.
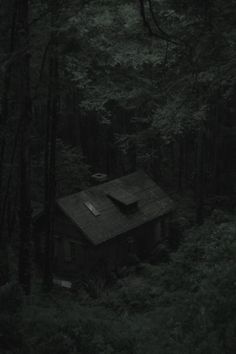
<box><xmin>34</xmin><ymin>171</ymin><xmax>174</xmax><ymax>280</ymax></box>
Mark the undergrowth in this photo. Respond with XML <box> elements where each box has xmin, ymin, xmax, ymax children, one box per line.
<box><xmin>1</xmin><ymin>217</ymin><xmax>236</xmax><ymax>354</ymax></box>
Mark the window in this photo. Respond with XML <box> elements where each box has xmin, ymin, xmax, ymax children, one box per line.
<box><xmin>54</xmin><ymin>236</ymin><xmax>61</xmax><ymax>260</ymax></box>
<box><xmin>64</xmin><ymin>240</ymin><xmax>76</xmax><ymax>262</ymax></box>
<box><xmin>128</xmin><ymin>236</ymin><xmax>136</xmax><ymax>253</ymax></box>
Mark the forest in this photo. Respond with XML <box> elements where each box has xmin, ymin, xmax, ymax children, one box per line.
<box><xmin>0</xmin><ymin>0</ymin><xmax>236</xmax><ymax>353</ymax></box>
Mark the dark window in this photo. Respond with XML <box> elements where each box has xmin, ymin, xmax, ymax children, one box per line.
<box><xmin>64</xmin><ymin>240</ymin><xmax>76</xmax><ymax>262</ymax></box>
<box><xmin>54</xmin><ymin>236</ymin><xmax>61</xmax><ymax>260</ymax></box>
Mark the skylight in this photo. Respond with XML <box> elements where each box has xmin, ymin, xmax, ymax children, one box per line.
<box><xmin>84</xmin><ymin>201</ymin><xmax>100</xmax><ymax>216</ymax></box>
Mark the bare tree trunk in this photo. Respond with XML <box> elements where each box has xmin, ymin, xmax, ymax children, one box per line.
<box><xmin>0</xmin><ymin>0</ymin><xmax>17</xmax><ymax>243</ymax></box>
<box><xmin>178</xmin><ymin>138</ymin><xmax>184</xmax><ymax>191</ymax></box>
<box><xmin>43</xmin><ymin>0</ymin><xmax>59</xmax><ymax>291</ymax></box>
<box><xmin>196</xmin><ymin>124</ymin><xmax>205</xmax><ymax>224</ymax></box>
<box><xmin>17</xmin><ymin>0</ymin><xmax>32</xmax><ymax>295</ymax></box>
<box><xmin>0</xmin><ymin>0</ymin><xmax>18</xmax><ymax>286</ymax></box>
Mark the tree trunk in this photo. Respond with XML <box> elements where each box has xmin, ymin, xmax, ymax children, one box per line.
<box><xmin>17</xmin><ymin>0</ymin><xmax>32</xmax><ymax>295</ymax></box>
<box><xmin>0</xmin><ymin>0</ymin><xmax>17</xmax><ymax>244</ymax></box>
<box><xmin>196</xmin><ymin>124</ymin><xmax>205</xmax><ymax>224</ymax></box>
<box><xmin>43</xmin><ymin>1</ymin><xmax>59</xmax><ymax>291</ymax></box>
<box><xmin>178</xmin><ymin>138</ymin><xmax>184</xmax><ymax>191</ymax></box>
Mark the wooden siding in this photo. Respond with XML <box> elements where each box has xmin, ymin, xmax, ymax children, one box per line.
<box><xmin>52</xmin><ymin>216</ymin><xmax>169</xmax><ymax>279</ymax></box>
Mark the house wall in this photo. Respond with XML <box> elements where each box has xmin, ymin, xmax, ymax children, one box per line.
<box><xmin>129</xmin><ymin>214</ymin><xmax>171</xmax><ymax>259</ymax></box>
<box><xmin>154</xmin><ymin>214</ymin><xmax>170</xmax><ymax>241</ymax></box>
<box><xmin>53</xmin><ymin>231</ymin><xmax>132</xmax><ymax>278</ymax></box>
<box><xmin>95</xmin><ymin>235</ymin><xmax>130</xmax><ymax>270</ymax></box>
<box><xmin>52</xmin><ymin>207</ymin><xmax>91</xmax><ymax>278</ymax></box>
<box><xmin>52</xmin><ymin>215</ymin><xmax>172</xmax><ymax>278</ymax></box>
<box><xmin>34</xmin><ymin>207</ymin><xmax>172</xmax><ymax>280</ymax></box>
<box><xmin>52</xmin><ymin>208</ymin><xmax>129</xmax><ymax>277</ymax></box>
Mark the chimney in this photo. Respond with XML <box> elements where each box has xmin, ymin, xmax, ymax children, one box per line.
<box><xmin>91</xmin><ymin>173</ymin><xmax>108</xmax><ymax>185</ymax></box>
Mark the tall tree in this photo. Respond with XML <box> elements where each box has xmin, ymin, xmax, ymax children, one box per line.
<box><xmin>0</xmin><ymin>0</ymin><xmax>18</xmax><ymax>285</ymax></box>
<box><xmin>43</xmin><ymin>0</ymin><xmax>59</xmax><ymax>291</ymax></box>
<box><xmin>17</xmin><ymin>0</ymin><xmax>32</xmax><ymax>295</ymax></box>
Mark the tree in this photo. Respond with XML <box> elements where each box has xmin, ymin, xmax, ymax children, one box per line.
<box><xmin>43</xmin><ymin>0</ymin><xmax>60</xmax><ymax>291</ymax></box>
<box><xmin>17</xmin><ymin>0</ymin><xmax>32</xmax><ymax>295</ymax></box>
<box><xmin>0</xmin><ymin>0</ymin><xmax>18</xmax><ymax>285</ymax></box>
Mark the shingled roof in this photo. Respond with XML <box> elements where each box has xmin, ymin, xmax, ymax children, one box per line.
<box><xmin>56</xmin><ymin>170</ymin><xmax>174</xmax><ymax>246</ymax></box>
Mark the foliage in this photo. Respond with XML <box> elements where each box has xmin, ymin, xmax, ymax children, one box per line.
<box><xmin>32</xmin><ymin>139</ymin><xmax>90</xmax><ymax>200</ymax></box>
<box><xmin>0</xmin><ymin>0</ymin><xmax>235</xmax><ymax>351</ymax></box>
<box><xmin>1</xmin><ymin>218</ymin><xmax>235</xmax><ymax>353</ymax></box>
<box><xmin>0</xmin><ymin>283</ymin><xmax>23</xmax><ymax>354</ymax></box>
<box><xmin>55</xmin><ymin>139</ymin><xmax>90</xmax><ymax>196</ymax></box>
<box><xmin>60</xmin><ymin>0</ymin><xmax>236</xmax><ymax>191</ymax></box>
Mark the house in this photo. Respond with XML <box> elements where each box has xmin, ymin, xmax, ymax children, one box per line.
<box><xmin>34</xmin><ymin>171</ymin><xmax>174</xmax><ymax>280</ymax></box>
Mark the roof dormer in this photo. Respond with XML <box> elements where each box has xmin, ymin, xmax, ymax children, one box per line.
<box><xmin>106</xmin><ymin>188</ymin><xmax>138</xmax><ymax>214</ymax></box>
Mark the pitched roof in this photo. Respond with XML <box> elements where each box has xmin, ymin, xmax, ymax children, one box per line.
<box><xmin>56</xmin><ymin>170</ymin><xmax>174</xmax><ymax>246</ymax></box>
